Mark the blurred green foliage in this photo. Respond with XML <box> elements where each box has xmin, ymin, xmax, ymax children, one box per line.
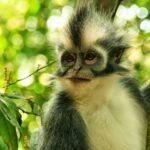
<box><xmin>0</xmin><ymin>0</ymin><xmax>149</xmax><ymax>149</ymax></box>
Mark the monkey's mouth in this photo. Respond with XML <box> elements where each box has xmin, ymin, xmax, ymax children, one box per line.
<box><xmin>68</xmin><ymin>77</ymin><xmax>91</xmax><ymax>82</ymax></box>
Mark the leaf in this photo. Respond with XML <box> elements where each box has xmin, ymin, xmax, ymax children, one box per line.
<box><xmin>0</xmin><ymin>93</ymin><xmax>26</xmax><ymax>100</ymax></box>
<box><xmin>0</xmin><ymin>111</ymin><xmax>18</xmax><ymax>150</ymax></box>
<box><xmin>0</xmin><ymin>98</ymin><xmax>22</xmax><ymax>134</ymax></box>
<box><xmin>1</xmin><ymin>95</ymin><xmax>22</xmax><ymax>126</ymax></box>
<box><xmin>0</xmin><ymin>136</ymin><xmax>9</xmax><ymax>150</ymax></box>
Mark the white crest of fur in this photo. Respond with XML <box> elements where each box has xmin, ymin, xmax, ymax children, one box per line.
<box><xmin>82</xmin><ymin>13</ymin><xmax>108</xmax><ymax>47</ymax></box>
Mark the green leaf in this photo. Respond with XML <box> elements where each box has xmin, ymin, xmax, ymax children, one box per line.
<box><xmin>0</xmin><ymin>136</ymin><xmax>9</xmax><ymax>150</ymax></box>
<box><xmin>0</xmin><ymin>98</ymin><xmax>22</xmax><ymax>133</ymax></box>
<box><xmin>0</xmin><ymin>93</ymin><xmax>26</xmax><ymax>100</ymax></box>
<box><xmin>134</xmin><ymin>0</ymin><xmax>149</xmax><ymax>6</ymax></box>
<box><xmin>0</xmin><ymin>95</ymin><xmax>22</xmax><ymax>125</ymax></box>
<box><xmin>0</xmin><ymin>111</ymin><xmax>18</xmax><ymax>150</ymax></box>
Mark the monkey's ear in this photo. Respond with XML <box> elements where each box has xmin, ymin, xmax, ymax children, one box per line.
<box><xmin>113</xmin><ymin>49</ymin><xmax>125</xmax><ymax>64</ymax></box>
<box><xmin>112</xmin><ymin>44</ymin><xmax>130</xmax><ymax>64</ymax></box>
<box><xmin>75</xmin><ymin>0</ymin><xmax>124</xmax><ymax>21</ymax></box>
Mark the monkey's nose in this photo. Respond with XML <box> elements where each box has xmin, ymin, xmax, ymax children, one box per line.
<box><xmin>74</xmin><ymin>66</ymin><xmax>82</xmax><ymax>71</ymax></box>
<box><xmin>73</xmin><ymin>63</ymin><xmax>83</xmax><ymax>75</ymax></box>
<box><xmin>73</xmin><ymin>58</ymin><xmax>82</xmax><ymax>72</ymax></box>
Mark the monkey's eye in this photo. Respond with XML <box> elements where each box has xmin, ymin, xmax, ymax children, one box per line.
<box><xmin>85</xmin><ymin>51</ymin><xmax>97</xmax><ymax>65</ymax></box>
<box><xmin>61</xmin><ymin>52</ymin><xmax>76</xmax><ymax>66</ymax></box>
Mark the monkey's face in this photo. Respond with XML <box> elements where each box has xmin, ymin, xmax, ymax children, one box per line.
<box><xmin>55</xmin><ymin>36</ymin><xmax>128</xmax><ymax>92</ymax></box>
<box><xmin>54</xmin><ymin>3</ymin><xmax>129</xmax><ymax>94</ymax></box>
<box><xmin>55</xmin><ymin>44</ymin><xmax>126</xmax><ymax>97</ymax></box>
<box><xmin>58</xmin><ymin>45</ymin><xmax>108</xmax><ymax>82</ymax></box>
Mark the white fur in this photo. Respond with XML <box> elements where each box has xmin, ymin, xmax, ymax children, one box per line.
<box><xmin>58</xmin><ymin>74</ymin><xmax>147</xmax><ymax>150</ymax></box>
<box><xmin>94</xmin><ymin>45</ymin><xmax>108</xmax><ymax>71</ymax></box>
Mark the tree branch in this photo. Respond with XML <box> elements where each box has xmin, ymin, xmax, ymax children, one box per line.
<box><xmin>3</xmin><ymin>61</ymin><xmax>56</xmax><ymax>89</ymax></box>
<box><xmin>111</xmin><ymin>0</ymin><xmax>124</xmax><ymax>20</ymax></box>
<box><xmin>17</xmin><ymin>107</ymin><xmax>40</xmax><ymax>116</ymax></box>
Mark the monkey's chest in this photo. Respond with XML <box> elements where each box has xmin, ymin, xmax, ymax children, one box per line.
<box><xmin>78</xmin><ymin>103</ymin><xmax>147</xmax><ymax>150</ymax></box>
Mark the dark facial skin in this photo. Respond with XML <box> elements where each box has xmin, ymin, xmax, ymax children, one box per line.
<box><xmin>59</xmin><ymin>49</ymin><xmax>105</xmax><ymax>82</ymax></box>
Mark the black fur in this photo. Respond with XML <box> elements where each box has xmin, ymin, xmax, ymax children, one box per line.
<box><xmin>142</xmin><ymin>84</ymin><xmax>150</xmax><ymax>114</ymax></box>
<box><xmin>120</xmin><ymin>79</ymin><xmax>150</xmax><ymax>115</ymax></box>
<box><xmin>38</xmin><ymin>91</ymin><xmax>89</xmax><ymax>150</ymax></box>
<box><xmin>120</xmin><ymin>77</ymin><xmax>146</xmax><ymax>110</ymax></box>
<box><xmin>96</xmin><ymin>36</ymin><xmax>130</xmax><ymax>64</ymax></box>
<box><xmin>142</xmin><ymin>84</ymin><xmax>150</xmax><ymax>150</ymax></box>
<box><xmin>69</xmin><ymin>5</ymin><xmax>88</xmax><ymax>47</ymax></box>
<box><xmin>92</xmin><ymin>63</ymin><xmax>129</xmax><ymax>77</ymax></box>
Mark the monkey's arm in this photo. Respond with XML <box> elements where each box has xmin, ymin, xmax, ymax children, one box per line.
<box><xmin>38</xmin><ymin>91</ymin><xmax>89</xmax><ymax>150</ymax></box>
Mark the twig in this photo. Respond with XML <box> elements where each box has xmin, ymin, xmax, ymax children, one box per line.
<box><xmin>111</xmin><ymin>0</ymin><xmax>124</xmax><ymax>20</ymax></box>
<box><xmin>2</xmin><ymin>61</ymin><xmax>56</xmax><ymax>89</ymax></box>
<box><xmin>17</xmin><ymin>107</ymin><xmax>40</xmax><ymax>116</ymax></box>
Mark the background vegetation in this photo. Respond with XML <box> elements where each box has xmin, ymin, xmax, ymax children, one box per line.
<box><xmin>0</xmin><ymin>0</ymin><xmax>149</xmax><ymax>149</ymax></box>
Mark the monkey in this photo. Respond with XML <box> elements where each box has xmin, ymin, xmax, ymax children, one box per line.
<box><xmin>142</xmin><ymin>83</ymin><xmax>150</xmax><ymax>150</ymax></box>
<box><xmin>37</xmin><ymin>0</ymin><xmax>150</xmax><ymax>150</ymax></box>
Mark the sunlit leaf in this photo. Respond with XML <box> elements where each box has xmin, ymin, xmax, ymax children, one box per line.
<box><xmin>1</xmin><ymin>94</ymin><xmax>22</xmax><ymax>125</ymax></box>
<box><xmin>0</xmin><ymin>98</ymin><xmax>22</xmax><ymax>133</ymax></box>
<box><xmin>0</xmin><ymin>93</ymin><xmax>26</xmax><ymax>100</ymax></box>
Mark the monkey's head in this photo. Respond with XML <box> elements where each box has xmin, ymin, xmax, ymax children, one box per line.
<box><xmin>54</xmin><ymin>1</ymin><xmax>130</xmax><ymax>96</ymax></box>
